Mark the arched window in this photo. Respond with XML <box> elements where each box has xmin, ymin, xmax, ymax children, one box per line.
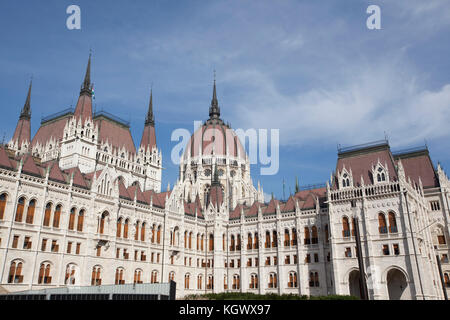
<box><xmin>272</xmin><ymin>231</ymin><xmax>278</xmax><ymax>248</ymax></box>
<box><xmin>232</xmin><ymin>274</ymin><xmax>240</xmax><ymax>290</ymax></box>
<box><xmin>254</xmin><ymin>232</ymin><xmax>259</xmax><ymax>249</ymax></box>
<box><xmin>444</xmin><ymin>273</ymin><xmax>450</xmax><ymax>288</ymax></box>
<box><xmin>209</xmin><ymin>233</ymin><xmax>214</xmax><ymax>251</ymax></box>
<box><xmin>189</xmin><ymin>232</ymin><xmax>192</xmax><ymax>249</ymax></box>
<box><xmin>115</xmin><ymin>268</ymin><xmax>125</xmax><ymax>285</ymax></box>
<box><xmin>224</xmin><ymin>275</ymin><xmax>228</xmax><ymax>290</ymax></box>
<box><xmin>91</xmin><ymin>266</ymin><xmax>102</xmax><ymax>286</ymax></box>
<box><xmin>68</xmin><ymin>207</ymin><xmax>76</xmax><ymax>230</ymax></box>
<box><xmin>236</xmin><ymin>234</ymin><xmax>241</xmax><ymax>251</ymax></box>
<box><xmin>247</xmin><ymin>233</ymin><xmax>253</xmax><ymax>250</ymax></box>
<box><xmin>99</xmin><ymin>212</ymin><xmax>108</xmax><ymax>234</ymax></box>
<box><xmin>117</xmin><ymin>218</ymin><xmax>123</xmax><ymax>238</ymax></box>
<box><xmin>309</xmin><ymin>272</ymin><xmax>319</xmax><ymax>287</ymax></box>
<box><xmin>151</xmin><ymin>224</ymin><xmax>156</xmax><ymax>243</ymax></box>
<box><xmin>304</xmin><ymin>227</ymin><xmax>311</xmax><ymax>245</ymax></box>
<box><xmin>0</xmin><ymin>193</ymin><xmax>7</xmax><ymax>220</ymax></box>
<box><xmin>123</xmin><ymin>219</ymin><xmax>129</xmax><ymax>238</ymax></box>
<box><xmin>437</xmin><ymin>227</ymin><xmax>447</xmax><ymax>245</ymax></box>
<box><xmin>230</xmin><ymin>235</ymin><xmax>235</xmax><ymax>251</ymax></box>
<box><xmin>197</xmin><ymin>274</ymin><xmax>202</xmax><ymax>289</ymax></box>
<box><xmin>284</xmin><ymin>229</ymin><xmax>290</xmax><ymax>247</ymax></box>
<box><xmin>26</xmin><ymin>199</ymin><xmax>36</xmax><ymax>224</ymax></box>
<box><xmin>157</xmin><ymin>226</ymin><xmax>161</xmax><ymax>244</ymax></box>
<box><xmin>265</xmin><ymin>231</ymin><xmax>271</xmax><ymax>248</ymax></box>
<box><xmin>292</xmin><ymin>228</ymin><xmax>297</xmax><ymax>246</ymax></box>
<box><xmin>388</xmin><ymin>212</ymin><xmax>397</xmax><ymax>233</ymax></box>
<box><xmin>77</xmin><ymin>209</ymin><xmax>84</xmax><ymax>232</ymax></box>
<box><xmin>38</xmin><ymin>262</ymin><xmax>52</xmax><ymax>284</ymax></box>
<box><xmin>65</xmin><ymin>264</ymin><xmax>76</xmax><ymax>285</ymax></box>
<box><xmin>52</xmin><ymin>204</ymin><xmax>61</xmax><ymax>228</ymax></box>
<box><xmin>15</xmin><ymin>197</ymin><xmax>25</xmax><ymax>222</ymax></box>
<box><xmin>201</xmin><ymin>234</ymin><xmax>204</xmax><ymax>251</ymax></box>
<box><xmin>311</xmin><ymin>226</ymin><xmax>318</xmax><ymax>244</ymax></box>
<box><xmin>134</xmin><ymin>269</ymin><xmax>143</xmax><ymax>284</ymax></box>
<box><xmin>184</xmin><ymin>274</ymin><xmax>190</xmax><ymax>289</ymax></box>
<box><xmin>151</xmin><ymin>270</ymin><xmax>158</xmax><ymax>283</ymax></box>
<box><xmin>8</xmin><ymin>261</ymin><xmax>23</xmax><ymax>283</ymax></box>
<box><xmin>288</xmin><ymin>272</ymin><xmax>298</xmax><ymax>288</ymax></box>
<box><xmin>250</xmin><ymin>273</ymin><xmax>258</xmax><ymax>289</ymax></box>
<box><xmin>342</xmin><ymin>217</ymin><xmax>350</xmax><ymax>237</ymax></box>
<box><xmin>378</xmin><ymin>213</ymin><xmax>387</xmax><ymax>234</ymax></box>
<box><xmin>141</xmin><ymin>222</ymin><xmax>146</xmax><ymax>241</ymax></box>
<box><xmin>135</xmin><ymin>221</ymin><xmax>140</xmax><ymax>241</ymax></box>
<box><xmin>269</xmin><ymin>273</ymin><xmax>277</xmax><ymax>288</ymax></box>
<box><xmin>207</xmin><ymin>275</ymin><xmax>214</xmax><ymax>290</ymax></box>
<box><xmin>169</xmin><ymin>271</ymin><xmax>175</xmax><ymax>282</ymax></box>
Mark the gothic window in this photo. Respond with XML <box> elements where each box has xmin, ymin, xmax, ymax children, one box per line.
<box><xmin>115</xmin><ymin>268</ymin><xmax>125</xmax><ymax>285</ymax></box>
<box><xmin>38</xmin><ymin>262</ymin><xmax>52</xmax><ymax>284</ymax></box>
<box><xmin>388</xmin><ymin>212</ymin><xmax>397</xmax><ymax>233</ymax></box>
<box><xmin>209</xmin><ymin>233</ymin><xmax>214</xmax><ymax>251</ymax></box>
<box><xmin>284</xmin><ymin>229</ymin><xmax>290</xmax><ymax>247</ymax></box>
<box><xmin>184</xmin><ymin>273</ymin><xmax>190</xmax><ymax>289</ymax></box>
<box><xmin>292</xmin><ymin>228</ymin><xmax>297</xmax><ymax>246</ymax></box>
<box><xmin>91</xmin><ymin>266</ymin><xmax>102</xmax><ymax>286</ymax></box>
<box><xmin>157</xmin><ymin>226</ymin><xmax>161</xmax><ymax>244</ymax></box>
<box><xmin>0</xmin><ymin>193</ymin><xmax>7</xmax><ymax>220</ymax></box>
<box><xmin>8</xmin><ymin>260</ymin><xmax>23</xmax><ymax>284</ymax></box>
<box><xmin>52</xmin><ymin>204</ymin><xmax>61</xmax><ymax>228</ymax></box>
<box><xmin>123</xmin><ymin>219</ymin><xmax>129</xmax><ymax>238</ymax></box>
<box><xmin>304</xmin><ymin>227</ymin><xmax>311</xmax><ymax>245</ymax></box>
<box><xmin>68</xmin><ymin>207</ymin><xmax>76</xmax><ymax>230</ymax></box>
<box><xmin>15</xmin><ymin>197</ymin><xmax>25</xmax><ymax>222</ymax></box>
<box><xmin>268</xmin><ymin>273</ymin><xmax>277</xmax><ymax>288</ymax></box>
<box><xmin>309</xmin><ymin>272</ymin><xmax>319</xmax><ymax>287</ymax></box>
<box><xmin>99</xmin><ymin>211</ymin><xmax>108</xmax><ymax>234</ymax></box>
<box><xmin>135</xmin><ymin>221</ymin><xmax>140</xmax><ymax>241</ymax></box>
<box><xmin>342</xmin><ymin>173</ymin><xmax>350</xmax><ymax>188</ymax></box>
<box><xmin>77</xmin><ymin>209</ymin><xmax>84</xmax><ymax>232</ymax></box>
<box><xmin>26</xmin><ymin>199</ymin><xmax>36</xmax><ymax>224</ymax></box>
<box><xmin>65</xmin><ymin>264</ymin><xmax>76</xmax><ymax>285</ymax></box>
<box><xmin>232</xmin><ymin>274</ymin><xmax>240</xmax><ymax>290</ymax></box>
<box><xmin>311</xmin><ymin>226</ymin><xmax>318</xmax><ymax>244</ymax></box>
<box><xmin>378</xmin><ymin>213</ymin><xmax>387</xmax><ymax>234</ymax></box>
<box><xmin>134</xmin><ymin>269</ymin><xmax>143</xmax><ymax>284</ymax></box>
<box><xmin>342</xmin><ymin>217</ymin><xmax>350</xmax><ymax>237</ymax></box>
<box><xmin>272</xmin><ymin>231</ymin><xmax>278</xmax><ymax>248</ymax></box>
<box><xmin>169</xmin><ymin>272</ymin><xmax>175</xmax><ymax>282</ymax></box>
<box><xmin>265</xmin><ymin>231</ymin><xmax>271</xmax><ymax>248</ymax></box>
<box><xmin>288</xmin><ymin>272</ymin><xmax>298</xmax><ymax>288</ymax></box>
<box><xmin>151</xmin><ymin>270</ymin><xmax>158</xmax><ymax>283</ymax></box>
<box><xmin>117</xmin><ymin>218</ymin><xmax>123</xmax><ymax>238</ymax></box>
<box><xmin>141</xmin><ymin>222</ymin><xmax>146</xmax><ymax>241</ymax></box>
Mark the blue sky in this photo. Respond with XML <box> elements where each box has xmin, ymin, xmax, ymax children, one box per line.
<box><xmin>0</xmin><ymin>0</ymin><xmax>449</xmax><ymax>200</ymax></box>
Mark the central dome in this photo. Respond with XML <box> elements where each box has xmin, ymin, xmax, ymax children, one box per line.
<box><xmin>183</xmin><ymin>79</ymin><xmax>246</xmax><ymax>162</ymax></box>
<box><xmin>183</xmin><ymin>121</ymin><xmax>246</xmax><ymax>161</ymax></box>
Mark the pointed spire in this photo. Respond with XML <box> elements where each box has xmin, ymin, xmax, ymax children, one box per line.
<box><xmin>20</xmin><ymin>79</ymin><xmax>32</xmax><ymax>120</ymax></box>
<box><xmin>80</xmin><ymin>53</ymin><xmax>92</xmax><ymax>96</ymax></box>
<box><xmin>208</xmin><ymin>71</ymin><xmax>221</xmax><ymax>121</ymax></box>
<box><xmin>212</xmin><ymin>164</ymin><xmax>220</xmax><ymax>186</ymax></box>
<box><xmin>145</xmin><ymin>87</ymin><xmax>154</xmax><ymax>126</ymax></box>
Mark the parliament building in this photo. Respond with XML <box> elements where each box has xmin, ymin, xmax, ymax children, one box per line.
<box><xmin>0</xmin><ymin>55</ymin><xmax>449</xmax><ymax>300</ymax></box>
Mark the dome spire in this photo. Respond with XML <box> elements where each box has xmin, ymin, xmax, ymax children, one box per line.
<box><xmin>209</xmin><ymin>70</ymin><xmax>221</xmax><ymax>121</ymax></box>
<box><xmin>80</xmin><ymin>52</ymin><xmax>92</xmax><ymax>96</ymax></box>
<box><xmin>20</xmin><ymin>78</ymin><xmax>32</xmax><ymax>120</ymax></box>
<box><xmin>145</xmin><ymin>86</ymin><xmax>154</xmax><ymax>126</ymax></box>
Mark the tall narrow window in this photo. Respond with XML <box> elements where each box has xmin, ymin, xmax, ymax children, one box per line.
<box><xmin>123</xmin><ymin>219</ymin><xmax>129</xmax><ymax>238</ymax></box>
<box><xmin>15</xmin><ymin>197</ymin><xmax>25</xmax><ymax>222</ymax></box>
<box><xmin>247</xmin><ymin>233</ymin><xmax>253</xmax><ymax>250</ymax></box>
<box><xmin>117</xmin><ymin>218</ymin><xmax>122</xmax><ymax>237</ymax></box>
<box><xmin>292</xmin><ymin>228</ymin><xmax>297</xmax><ymax>246</ymax></box>
<box><xmin>265</xmin><ymin>231</ymin><xmax>271</xmax><ymax>248</ymax></box>
<box><xmin>378</xmin><ymin>213</ymin><xmax>387</xmax><ymax>234</ymax></box>
<box><xmin>388</xmin><ymin>212</ymin><xmax>397</xmax><ymax>233</ymax></box>
<box><xmin>8</xmin><ymin>261</ymin><xmax>23</xmax><ymax>283</ymax></box>
<box><xmin>209</xmin><ymin>233</ymin><xmax>214</xmax><ymax>251</ymax></box>
<box><xmin>26</xmin><ymin>199</ymin><xmax>36</xmax><ymax>224</ymax></box>
<box><xmin>157</xmin><ymin>226</ymin><xmax>161</xmax><ymax>244</ymax></box>
<box><xmin>272</xmin><ymin>231</ymin><xmax>278</xmax><ymax>247</ymax></box>
<box><xmin>342</xmin><ymin>217</ymin><xmax>350</xmax><ymax>237</ymax></box>
<box><xmin>91</xmin><ymin>266</ymin><xmax>102</xmax><ymax>286</ymax></box>
<box><xmin>52</xmin><ymin>204</ymin><xmax>61</xmax><ymax>228</ymax></box>
<box><xmin>284</xmin><ymin>229</ymin><xmax>290</xmax><ymax>247</ymax></box>
<box><xmin>304</xmin><ymin>227</ymin><xmax>311</xmax><ymax>245</ymax></box>
<box><xmin>324</xmin><ymin>224</ymin><xmax>329</xmax><ymax>243</ymax></box>
<box><xmin>141</xmin><ymin>222</ymin><xmax>146</xmax><ymax>241</ymax></box>
<box><xmin>77</xmin><ymin>209</ymin><xmax>84</xmax><ymax>232</ymax></box>
<box><xmin>68</xmin><ymin>207</ymin><xmax>76</xmax><ymax>230</ymax></box>
<box><xmin>135</xmin><ymin>221</ymin><xmax>140</xmax><ymax>241</ymax></box>
<box><xmin>311</xmin><ymin>226</ymin><xmax>318</xmax><ymax>244</ymax></box>
<box><xmin>0</xmin><ymin>193</ymin><xmax>7</xmax><ymax>220</ymax></box>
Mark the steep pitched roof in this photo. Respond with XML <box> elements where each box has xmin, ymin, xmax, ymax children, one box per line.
<box><xmin>47</xmin><ymin>161</ymin><xmax>66</xmax><ymax>183</ymax></box>
<box><xmin>21</xmin><ymin>155</ymin><xmax>42</xmax><ymax>177</ymax></box>
<box><xmin>65</xmin><ymin>167</ymin><xmax>89</xmax><ymax>189</ymax></box>
<box><xmin>31</xmin><ymin>116</ymin><xmax>70</xmax><ymax>149</ymax></box>
<box><xmin>95</xmin><ymin>117</ymin><xmax>136</xmax><ymax>155</ymax></box>
<box><xmin>118</xmin><ymin>180</ymin><xmax>132</xmax><ymax>200</ymax></box>
<box><xmin>335</xmin><ymin>142</ymin><xmax>397</xmax><ymax>188</ymax></box>
<box><xmin>394</xmin><ymin>149</ymin><xmax>438</xmax><ymax>188</ymax></box>
<box><xmin>0</xmin><ymin>147</ymin><xmax>14</xmax><ymax>170</ymax></box>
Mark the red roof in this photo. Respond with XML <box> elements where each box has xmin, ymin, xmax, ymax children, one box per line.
<box><xmin>21</xmin><ymin>155</ymin><xmax>42</xmax><ymax>177</ymax></box>
<box><xmin>12</xmin><ymin>118</ymin><xmax>31</xmax><ymax>147</ymax></box>
<box><xmin>47</xmin><ymin>161</ymin><xmax>67</xmax><ymax>183</ymax></box>
<box><xmin>208</xmin><ymin>185</ymin><xmax>223</xmax><ymax>208</ymax></box>
<box><xmin>64</xmin><ymin>167</ymin><xmax>89</xmax><ymax>189</ymax></box>
<box><xmin>394</xmin><ymin>151</ymin><xmax>438</xmax><ymax>188</ymax></box>
<box><xmin>73</xmin><ymin>94</ymin><xmax>92</xmax><ymax>124</ymax></box>
<box><xmin>31</xmin><ymin>116</ymin><xmax>69</xmax><ymax>149</ymax></box>
<box><xmin>335</xmin><ymin>145</ymin><xmax>397</xmax><ymax>188</ymax></box>
<box><xmin>0</xmin><ymin>147</ymin><xmax>14</xmax><ymax>169</ymax></box>
<box><xmin>95</xmin><ymin>117</ymin><xmax>136</xmax><ymax>156</ymax></box>
<box><xmin>140</xmin><ymin>124</ymin><xmax>156</xmax><ymax>152</ymax></box>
